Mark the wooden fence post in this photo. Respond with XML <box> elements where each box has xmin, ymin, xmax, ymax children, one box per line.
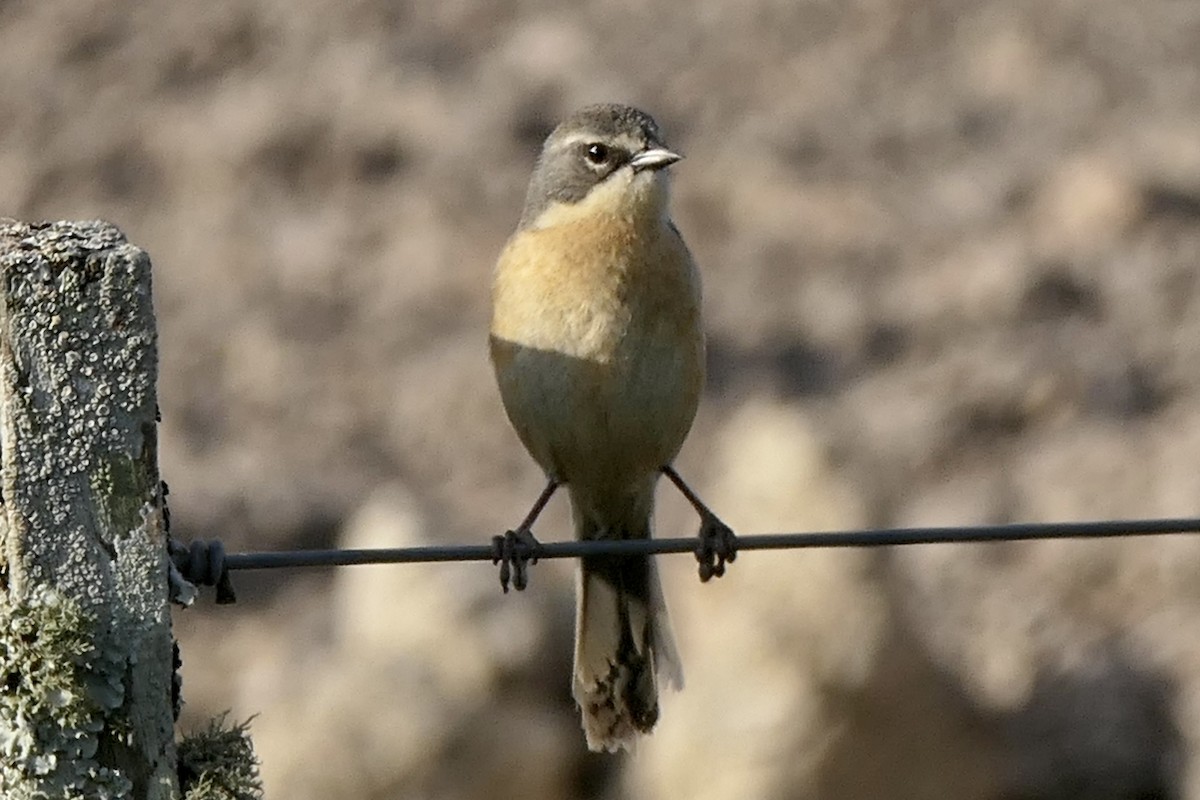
<box><xmin>0</xmin><ymin>219</ymin><xmax>177</xmax><ymax>799</ymax></box>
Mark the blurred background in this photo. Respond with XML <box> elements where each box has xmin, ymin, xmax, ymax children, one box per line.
<box><xmin>5</xmin><ymin>0</ymin><xmax>1200</xmax><ymax>797</ymax></box>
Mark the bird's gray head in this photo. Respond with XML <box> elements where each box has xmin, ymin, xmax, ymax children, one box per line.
<box><xmin>519</xmin><ymin>104</ymin><xmax>681</xmax><ymax>229</ymax></box>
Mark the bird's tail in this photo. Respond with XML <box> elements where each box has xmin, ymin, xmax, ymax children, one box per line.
<box><xmin>572</xmin><ymin>500</ymin><xmax>684</xmax><ymax>752</ymax></box>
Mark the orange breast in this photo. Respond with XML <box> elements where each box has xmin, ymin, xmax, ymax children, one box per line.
<box><xmin>490</xmin><ymin>212</ymin><xmax>704</xmax><ymax>495</ymax></box>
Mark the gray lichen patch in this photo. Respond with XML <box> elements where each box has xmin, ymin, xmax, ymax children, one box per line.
<box><xmin>177</xmin><ymin>715</ymin><xmax>263</xmax><ymax>800</ymax></box>
<box><xmin>0</xmin><ymin>220</ymin><xmax>177</xmax><ymax>799</ymax></box>
<box><xmin>0</xmin><ymin>220</ymin><xmax>158</xmax><ymax>599</ymax></box>
<box><xmin>0</xmin><ymin>587</ymin><xmax>133</xmax><ymax>799</ymax></box>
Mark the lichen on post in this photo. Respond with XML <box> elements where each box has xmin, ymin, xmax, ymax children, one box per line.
<box><xmin>0</xmin><ymin>220</ymin><xmax>177</xmax><ymax>799</ymax></box>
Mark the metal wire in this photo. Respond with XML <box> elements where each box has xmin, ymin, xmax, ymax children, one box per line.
<box><xmin>221</xmin><ymin>516</ymin><xmax>1200</xmax><ymax>571</ymax></box>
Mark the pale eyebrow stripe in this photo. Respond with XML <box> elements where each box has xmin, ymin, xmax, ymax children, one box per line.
<box><xmin>555</xmin><ymin>131</ymin><xmax>644</xmax><ymax>151</ymax></box>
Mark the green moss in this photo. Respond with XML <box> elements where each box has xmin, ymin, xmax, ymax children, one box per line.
<box><xmin>90</xmin><ymin>448</ymin><xmax>155</xmax><ymax>544</ymax></box>
<box><xmin>178</xmin><ymin>714</ymin><xmax>262</xmax><ymax>800</ymax></box>
<box><xmin>0</xmin><ymin>587</ymin><xmax>132</xmax><ymax>799</ymax></box>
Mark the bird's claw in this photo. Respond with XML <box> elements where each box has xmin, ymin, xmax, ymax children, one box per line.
<box><xmin>695</xmin><ymin>514</ymin><xmax>737</xmax><ymax>582</ymax></box>
<box><xmin>491</xmin><ymin>528</ymin><xmax>540</xmax><ymax>592</ymax></box>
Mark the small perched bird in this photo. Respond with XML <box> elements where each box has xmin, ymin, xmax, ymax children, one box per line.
<box><xmin>490</xmin><ymin>103</ymin><xmax>735</xmax><ymax>752</ymax></box>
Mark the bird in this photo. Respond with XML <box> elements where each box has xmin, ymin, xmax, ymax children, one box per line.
<box><xmin>489</xmin><ymin>103</ymin><xmax>736</xmax><ymax>752</ymax></box>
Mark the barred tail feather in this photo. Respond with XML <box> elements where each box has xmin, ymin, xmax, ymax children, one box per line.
<box><xmin>572</xmin><ymin>513</ymin><xmax>683</xmax><ymax>752</ymax></box>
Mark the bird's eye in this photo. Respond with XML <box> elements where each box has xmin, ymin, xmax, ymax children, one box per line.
<box><xmin>585</xmin><ymin>143</ymin><xmax>610</xmax><ymax>164</ymax></box>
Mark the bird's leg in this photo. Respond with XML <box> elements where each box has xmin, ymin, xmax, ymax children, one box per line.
<box><xmin>492</xmin><ymin>479</ymin><xmax>558</xmax><ymax>592</ymax></box>
<box><xmin>661</xmin><ymin>465</ymin><xmax>738</xmax><ymax>581</ymax></box>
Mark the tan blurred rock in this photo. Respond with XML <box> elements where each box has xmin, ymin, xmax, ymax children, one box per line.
<box><xmin>239</xmin><ymin>487</ymin><xmax>580</xmax><ymax>800</ymax></box>
<box><xmin>1029</xmin><ymin>153</ymin><xmax>1143</xmax><ymax>261</ymax></box>
<box><xmin>335</xmin><ymin>486</ymin><xmax>543</xmax><ymax>698</ymax></box>
<box><xmin>632</xmin><ymin>400</ymin><xmax>902</xmax><ymax>799</ymax></box>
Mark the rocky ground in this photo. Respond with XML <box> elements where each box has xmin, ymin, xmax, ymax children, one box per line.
<box><xmin>6</xmin><ymin>0</ymin><xmax>1200</xmax><ymax>797</ymax></box>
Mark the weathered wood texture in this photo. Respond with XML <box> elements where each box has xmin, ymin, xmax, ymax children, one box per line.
<box><xmin>0</xmin><ymin>220</ymin><xmax>177</xmax><ymax>799</ymax></box>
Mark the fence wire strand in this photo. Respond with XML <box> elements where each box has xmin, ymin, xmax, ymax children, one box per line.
<box><xmin>219</xmin><ymin>516</ymin><xmax>1200</xmax><ymax>571</ymax></box>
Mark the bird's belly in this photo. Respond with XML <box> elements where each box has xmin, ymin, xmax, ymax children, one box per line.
<box><xmin>490</xmin><ymin>214</ymin><xmax>703</xmax><ymax>495</ymax></box>
<box><xmin>491</xmin><ymin>330</ymin><xmax>699</xmax><ymax>492</ymax></box>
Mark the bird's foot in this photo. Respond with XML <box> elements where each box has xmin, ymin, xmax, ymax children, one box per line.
<box><xmin>491</xmin><ymin>527</ymin><xmax>541</xmax><ymax>592</ymax></box>
<box><xmin>694</xmin><ymin>513</ymin><xmax>737</xmax><ymax>582</ymax></box>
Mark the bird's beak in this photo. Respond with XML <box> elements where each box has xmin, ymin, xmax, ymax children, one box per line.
<box><xmin>630</xmin><ymin>147</ymin><xmax>682</xmax><ymax>172</ymax></box>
